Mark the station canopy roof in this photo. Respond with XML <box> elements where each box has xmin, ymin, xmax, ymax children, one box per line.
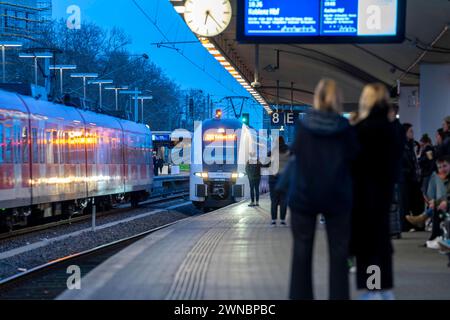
<box><xmin>170</xmin><ymin>0</ymin><xmax>450</xmax><ymax>111</ymax></box>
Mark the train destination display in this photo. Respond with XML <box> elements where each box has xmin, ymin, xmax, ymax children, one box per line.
<box><xmin>238</xmin><ymin>0</ymin><xmax>405</xmax><ymax>43</ymax></box>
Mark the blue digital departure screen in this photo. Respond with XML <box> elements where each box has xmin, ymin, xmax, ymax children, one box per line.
<box><xmin>240</xmin><ymin>0</ymin><xmax>404</xmax><ymax>43</ymax></box>
<box><xmin>246</xmin><ymin>0</ymin><xmax>321</xmax><ymax>36</ymax></box>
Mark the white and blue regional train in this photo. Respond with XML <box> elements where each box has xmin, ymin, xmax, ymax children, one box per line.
<box><xmin>190</xmin><ymin>115</ymin><xmax>267</xmax><ymax>210</ymax></box>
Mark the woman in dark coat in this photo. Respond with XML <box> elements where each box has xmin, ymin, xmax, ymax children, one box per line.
<box><xmin>400</xmin><ymin>123</ymin><xmax>424</xmax><ymax>230</ymax></box>
<box><xmin>289</xmin><ymin>79</ymin><xmax>359</xmax><ymax>300</ymax></box>
<box><xmin>418</xmin><ymin>134</ymin><xmax>435</xmax><ymax>193</ymax></box>
<box><xmin>350</xmin><ymin>83</ymin><xmax>404</xmax><ymax>300</ymax></box>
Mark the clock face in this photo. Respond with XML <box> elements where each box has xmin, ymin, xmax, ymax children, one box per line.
<box><xmin>184</xmin><ymin>0</ymin><xmax>232</xmax><ymax>37</ymax></box>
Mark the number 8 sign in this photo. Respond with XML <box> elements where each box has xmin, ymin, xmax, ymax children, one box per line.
<box><xmin>271</xmin><ymin>111</ymin><xmax>301</xmax><ymax>127</ymax></box>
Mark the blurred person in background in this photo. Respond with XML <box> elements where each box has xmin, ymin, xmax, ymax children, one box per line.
<box><xmin>350</xmin><ymin>83</ymin><xmax>403</xmax><ymax>300</ymax></box>
<box><xmin>407</xmin><ymin>156</ymin><xmax>450</xmax><ymax>249</ymax></box>
<box><xmin>400</xmin><ymin>123</ymin><xmax>424</xmax><ymax>230</ymax></box>
<box><xmin>289</xmin><ymin>79</ymin><xmax>358</xmax><ymax>300</ymax></box>
<box><xmin>418</xmin><ymin>134</ymin><xmax>435</xmax><ymax>194</ymax></box>
<box><xmin>246</xmin><ymin>152</ymin><xmax>263</xmax><ymax>207</ymax></box>
<box><xmin>435</xmin><ymin>117</ymin><xmax>450</xmax><ymax>158</ymax></box>
<box><xmin>268</xmin><ymin>136</ymin><xmax>291</xmax><ymax>226</ymax></box>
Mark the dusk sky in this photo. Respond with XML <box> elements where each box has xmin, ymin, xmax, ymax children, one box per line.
<box><xmin>52</xmin><ymin>0</ymin><xmax>249</xmax><ymax>99</ymax></box>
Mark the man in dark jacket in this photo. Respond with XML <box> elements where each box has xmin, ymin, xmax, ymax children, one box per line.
<box><xmin>434</xmin><ymin>116</ymin><xmax>450</xmax><ymax>158</ymax></box>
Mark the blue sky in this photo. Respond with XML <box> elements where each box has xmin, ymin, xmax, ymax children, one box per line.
<box><xmin>52</xmin><ymin>0</ymin><xmax>249</xmax><ymax>99</ymax></box>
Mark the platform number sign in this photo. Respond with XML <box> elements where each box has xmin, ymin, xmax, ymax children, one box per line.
<box><xmin>271</xmin><ymin>111</ymin><xmax>302</xmax><ymax>127</ymax></box>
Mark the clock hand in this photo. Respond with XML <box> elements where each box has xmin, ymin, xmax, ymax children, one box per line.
<box><xmin>204</xmin><ymin>11</ymin><xmax>209</xmax><ymax>25</ymax></box>
<box><xmin>208</xmin><ymin>13</ymin><xmax>223</xmax><ymax>29</ymax></box>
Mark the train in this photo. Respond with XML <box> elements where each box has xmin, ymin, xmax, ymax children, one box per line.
<box><xmin>0</xmin><ymin>89</ymin><xmax>153</xmax><ymax>230</ymax></box>
<box><xmin>190</xmin><ymin>116</ymin><xmax>267</xmax><ymax>210</ymax></box>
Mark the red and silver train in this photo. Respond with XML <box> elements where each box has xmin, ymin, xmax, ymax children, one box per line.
<box><xmin>0</xmin><ymin>89</ymin><xmax>153</xmax><ymax>230</ymax></box>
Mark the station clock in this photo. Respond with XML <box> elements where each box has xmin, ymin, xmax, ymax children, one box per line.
<box><xmin>184</xmin><ymin>0</ymin><xmax>232</xmax><ymax>37</ymax></box>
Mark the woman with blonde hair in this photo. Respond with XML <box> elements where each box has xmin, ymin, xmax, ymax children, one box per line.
<box><xmin>350</xmin><ymin>83</ymin><xmax>404</xmax><ymax>300</ymax></box>
<box><xmin>289</xmin><ymin>79</ymin><xmax>359</xmax><ymax>300</ymax></box>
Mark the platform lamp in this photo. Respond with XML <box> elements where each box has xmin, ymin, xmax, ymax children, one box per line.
<box><xmin>0</xmin><ymin>41</ymin><xmax>22</xmax><ymax>83</ymax></box>
<box><xmin>120</xmin><ymin>88</ymin><xmax>142</xmax><ymax>122</ymax></box>
<box><xmin>105</xmin><ymin>85</ymin><xmax>129</xmax><ymax>111</ymax></box>
<box><xmin>19</xmin><ymin>52</ymin><xmax>53</xmax><ymax>86</ymax></box>
<box><xmin>70</xmin><ymin>73</ymin><xmax>98</xmax><ymax>100</ymax></box>
<box><xmin>132</xmin><ymin>95</ymin><xmax>153</xmax><ymax>123</ymax></box>
<box><xmin>88</xmin><ymin>79</ymin><xmax>113</xmax><ymax>109</ymax></box>
<box><xmin>49</xmin><ymin>65</ymin><xmax>77</xmax><ymax>96</ymax></box>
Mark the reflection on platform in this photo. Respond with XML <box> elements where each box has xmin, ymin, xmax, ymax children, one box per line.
<box><xmin>58</xmin><ymin>196</ymin><xmax>450</xmax><ymax>300</ymax></box>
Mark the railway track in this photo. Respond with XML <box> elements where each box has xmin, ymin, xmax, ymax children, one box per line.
<box><xmin>0</xmin><ymin>190</ymin><xmax>189</xmax><ymax>241</ymax></box>
<box><xmin>0</xmin><ymin>219</ymin><xmax>187</xmax><ymax>300</ymax></box>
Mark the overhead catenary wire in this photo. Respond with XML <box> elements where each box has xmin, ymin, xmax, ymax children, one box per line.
<box><xmin>352</xmin><ymin>45</ymin><xmax>420</xmax><ymax>76</ymax></box>
<box><xmin>405</xmin><ymin>36</ymin><xmax>450</xmax><ymax>54</ymax></box>
<box><xmin>131</xmin><ymin>0</ymin><xmax>241</xmax><ymax>96</ymax></box>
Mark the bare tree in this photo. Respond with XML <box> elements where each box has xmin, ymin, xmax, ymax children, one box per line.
<box><xmin>7</xmin><ymin>19</ymin><xmax>184</xmax><ymax>131</ymax></box>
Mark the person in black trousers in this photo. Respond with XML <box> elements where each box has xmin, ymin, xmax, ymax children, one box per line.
<box><xmin>246</xmin><ymin>152</ymin><xmax>263</xmax><ymax>207</ymax></box>
<box><xmin>350</xmin><ymin>83</ymin><xmax>404</xmax><ymax>300</ymax></box>
<box><xmin>289</xmin><ymin>79</ymin><xmax>359</xmax><ymax>300</ymax></box>
<box><xmin>152</xmin><ymin>154</ymin><xmax>159</xmax><ymax>177</ymax></box>
<box><xmin>418</xmin><ymin>134</ymin><xmax>435</xmax><ymax>194</ymax></box>
<box><xmin>268</xmin><ymin>136</ymin><xmax>291</xmax><ymax>225</ymax></box>
<box><xmin>400</xmin><ymin>123</ymin><xmax>424</xmax><ymax>231</ymax></box>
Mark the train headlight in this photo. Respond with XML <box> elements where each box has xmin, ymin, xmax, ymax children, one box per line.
<box><xmin>232</xmin><ymin>172</ymin><xmax>246</xmax><ymax>179</ymax></box>
<box><xmin>194</xmin><ymin>172</ymin><xmax>208</xmax><ymax>179</ymax></box>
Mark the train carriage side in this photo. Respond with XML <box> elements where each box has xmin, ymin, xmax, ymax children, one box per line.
<box><xmin>119</xmin><ymin>119</ymin><xmax>154</xmax><ymax>207</ymax></box>
<box><xmin>0</xmin><ymin>90</ymin><xmax>32</xmax><ymax>214</ymax></box>
<box><xmin>80</xmin><ymin>110</ymin><xmax>126</xmax><ymax>204</ymax></box>
<box><xmin>22</xmin><ymin>94</ymin><xmax>88</xmax><ymax>212</ymax></box>
<box><xmin>0</xmin><ymin>89</ymin><xmax>154</xmax><ymax>229</ymax></box>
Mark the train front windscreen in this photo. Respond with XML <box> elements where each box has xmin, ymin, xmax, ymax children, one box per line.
<box><xmin>202</xmin><ymin>131</ymin><xmax>239</xmax><ymax>172</ymax></box>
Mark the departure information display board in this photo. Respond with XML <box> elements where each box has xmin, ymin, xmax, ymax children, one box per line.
<box><xmin>237</xmin><ymin>0</ymin><xmax>406</xmax><ymax>43</ymax></box>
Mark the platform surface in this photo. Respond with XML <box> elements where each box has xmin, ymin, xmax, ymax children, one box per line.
<box><xmin>59</xmin><ymin>196</ymin><xmax>450</xmax><ymax>300</ymax></box>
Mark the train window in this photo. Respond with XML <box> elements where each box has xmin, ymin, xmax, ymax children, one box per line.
<box><xmin>45</xmin><ymin>131</ymin><xmax>52</xmax><ymax>164</ymax></box>
<box><xmin>14</xmin><ymin>124</ymin><xmax>21</xmax><ymax>164</ymax></box>
<box><xmin>64</xmin><ymin>132</ymin><xmax>69</xmax><ymax>164</ymax></box>
<box><xmin>0</xmin><ymin>123</ymin><xmax>3</xmax><ymax>164</ymax></box>
<box><xmin>99</xmin><ymin>136</ymin><xmax>105</xmax><ymax>164</ymax></box>
<box><xmin>40</xmin><ymin>129</ymin><xmax>45</xmax><ymax>164</ymax></box>
<box><xmin>5</xmin><ymin>126</ymin><xmax>12</xmax><ymax>163</ymax></box>
<box><xmin>32</xmin><ymin>128</ymin><xmax>38</xmax><ymax>163</ymax></box>
<box><xmin>22</xmin><ymin>127</ymin><xmax>29</xmax><ymax>163</ymax></box>
<box><xmin>53</xmin><ymin>131</ymin><xmax>58</xmax><ymax>164</ymax></box>
<box><xmin>203</xmin><ymin>145</ymin><xmax>236</xmax><ymax>165</ymax></box>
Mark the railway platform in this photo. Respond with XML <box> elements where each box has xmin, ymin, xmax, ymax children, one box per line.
<box><xmin>58</xmin><ymin>195</ymin><xmax>450</xmax><ymax>300</ymax></box>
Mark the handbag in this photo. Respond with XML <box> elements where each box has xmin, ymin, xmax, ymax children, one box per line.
<box><xmin>274</xmin><ymin>157</ymin><xmax>294</xmax><ymax>194</ymax></box>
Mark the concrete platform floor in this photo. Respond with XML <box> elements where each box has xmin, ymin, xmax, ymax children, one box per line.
<box><xmin>59</xmin><ymin>195</ymin><xmax>450</xmax><ymax>300</ymax></box>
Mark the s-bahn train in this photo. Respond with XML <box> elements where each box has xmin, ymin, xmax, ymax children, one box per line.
<box><xmin>190</xmin><ymin>116</ymin><xmax>266</xmax><ymax>210</ymax></box>
<box><xmin>0</xmin><ymin>89</ymin><xmax>153</xmax><ymax>230</ymax></box>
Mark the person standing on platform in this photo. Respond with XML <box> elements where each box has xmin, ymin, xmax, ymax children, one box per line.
<box><xmin>246</xmin><ymin>152</ymin><xmax>263</xmax><ymax>207</ymax></box>
<box><xmin>269</xmin><ymin>136</ymin><xmax>291</xmax><ymax>226</ymax></box>
<box><xmin>153</xmin><ymin>153</ymin><xmax>159</xmax><ymax>177</ymax></box>
<box><xmin>434</xmin><ymin>117</ymin><xmax>450</xmax><ymax>158</ymax></box>
<box><xmin>418</xmin><ymin>134</ymin><xmax>435</xmax><ymax>194</ymax></box>
<box><xmin>158</xmin><ymin>157</ymin><xmax>164</xmax><ymax>175</ymax></box>
<box><xmin>400</xmin><ymin>123</ymin><xmax>424</xmax><ymax>230</ymax></box>
<box><xmin>289</xmin><ymin>79</ymin><xmax>358</xmax><ymax>300</ymax></box>
<box><xmin>350</xmin><ymin>83</ymin><xmax>403</xmax><ymax>300</ymax></box>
